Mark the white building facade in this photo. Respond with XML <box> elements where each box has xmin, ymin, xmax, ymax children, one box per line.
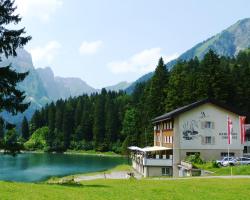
<box><xmin>129</xmin><ymin>99</ymin><xmax>247</xmax><ymax>177</ymax></box>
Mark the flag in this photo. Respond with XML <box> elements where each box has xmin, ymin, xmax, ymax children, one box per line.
<box><xmin>227</xmin><ymin>116</ymin><xmax>233</xmax><ymax>144</ymax></box>
<box><xmin>239</xmin><ymin>116</ymin><xmax>246</xmax><ymax>144</ymax></box>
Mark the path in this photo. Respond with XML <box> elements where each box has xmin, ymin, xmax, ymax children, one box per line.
<box><xmin>74</xmin><ymin>170</ymin><xmax>142</xmax><ymax>182</ymax></box>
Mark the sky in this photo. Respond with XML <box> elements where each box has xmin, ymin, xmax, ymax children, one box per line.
<box><xmin>15</xmin><ymin>0</ymin><xmax>250</xmax><ymax>88</ymax></box>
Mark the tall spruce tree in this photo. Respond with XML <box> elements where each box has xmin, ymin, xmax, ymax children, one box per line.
<box><xmin>0</xmin><ymin>0</ymin><xmax>31</xmax><ymax>155</ymax></box>
<box><xmin>0</xmin><ymin>117</ymin><xmax>4</xmax><ymax>140</ymax></box>
<box><xmin>62</xmin><ymin>103</ymin><xmax>74</xmax><ymax>149</ymax></box>
<box><xmin>0</xmin><ymin>0</ymin><xmax>31</xmax><ymax>116</ymax></box>
<box><xmin>21</xmin><ymin>116</ymin><xmax>29</xmax><ymax>140</ymax></box>
<box><xmin>93</xmin><ymin>89</ymin><xmax>106</xmax><ymax>151</ymax></box>
<box><xmin>147</xmin><ymin>57</ymin><xmax>169</xmax><ymax>118</ymax></box>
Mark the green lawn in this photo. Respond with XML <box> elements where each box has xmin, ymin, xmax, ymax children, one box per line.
<box><xmin>1</xmin><ymin>178</ymin><xmax>250</xmax><ymax>200</ymax></box>
<box><xmin>65</xmin><ymin>150</ymin><xmax>122</xmax><ymax>157</ymax></box>
<box><xmin>47</xmin><ymin>164</ymin><xmax>132</xmax><ymax>183</ymax></box>
<box><xmin>195</xmin><ymin>162</ymin><xmax>250</xmax><ymax>176</ymax></box>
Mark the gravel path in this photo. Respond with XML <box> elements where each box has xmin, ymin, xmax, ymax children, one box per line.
<box><xmin>74</xmin><ymin>170</ymin><xmax>142</xmax><ymax>182</ymax></box>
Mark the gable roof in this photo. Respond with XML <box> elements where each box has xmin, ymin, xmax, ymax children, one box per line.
<box><xmin>152</xmin><ymin>99</ymin><xmax>246</xmax><ymax>123</ymax></box>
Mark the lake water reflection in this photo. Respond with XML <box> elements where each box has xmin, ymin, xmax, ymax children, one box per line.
<box><xmin>0</xmin><ymin>153</ymin><xmax>128</xmax><ymax>182</ymax></box>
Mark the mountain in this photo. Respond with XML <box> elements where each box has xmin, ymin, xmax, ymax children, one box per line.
<box><xmin>128</xmin><ymin>18</ymin><xmax>250</xmax><ymax>93</ymax></box>
<box><xmin>0</xmin><ymin>49</ymin><xmax>50</xmax><ymax>126</ymax></box>
<box><xmin>36</xmin><ymin>67</ymin><xmax>96</xmax><ymax>100</ymax></box>
<box><xmin>125</xmin><ymin>72</ymin><xmax>154</xmax><ymax>94</ymax></box>
<box><xmin>105</xmin><ymin>81</ymin><xmax>131</xmax><ymax>92</ymax></box>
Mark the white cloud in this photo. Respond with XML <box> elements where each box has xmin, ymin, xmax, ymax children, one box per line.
<box><xmin>79</xmin><ymin>40</ymin><xmax>103</xmax><ymax>55</ymax></box>
<box><xmin>107</xmin><ymin>48</ymin><xmax>179</xmax><ymax>74</ymax></box>
<box><xmin>29</xmin><ymin>41</ymin><xmax>61</xmax><ymax>64</ymax></box>
<box><xmin>15</xmin><ymin>0</ymin><xmax>63</xmax><ymax>22</ymax></box>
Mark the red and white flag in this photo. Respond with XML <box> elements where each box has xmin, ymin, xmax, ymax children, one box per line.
<box><xmin>239</xmin><ymin>116</ymin><xmax>246</xmax><ymax>144</ymax></box>
<box><xmin>227</xmin><ymin>116</ymin><xmax>233</xmax><ymax>144</ymax></box>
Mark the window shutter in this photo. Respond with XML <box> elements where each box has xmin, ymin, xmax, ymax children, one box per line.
<box><xmin>212</xmin><ymin>122</ymin><xmax>215</xmax><ymax>129</ymax></box>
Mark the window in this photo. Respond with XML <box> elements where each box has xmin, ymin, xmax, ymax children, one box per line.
<box><xmin>164</xmin><ymin>136</ymin><xmax>173</xmax><ymax>143</ymax></box>
<box><xmin>221</xmin><ymin>152</ymin><xmax>235</xmax><ymax>157</ymax></box>
<box><xmin>205</xmin><ymin>136</ymin><xmax>212</xmax><ymax>144</ymax></box>
<box><xmin>162</xmin><ymin>167</ymin><xmax>170</xmax><ymax>176</ymax></box>
<box><xmin>169</xmin><ymin>136</ymin><xmax>173</xmax><ymax>143</ymax></box>
<box><xmin>244</xmin><ymin>146</ymin><xmax>247</xmax><ymax>153</ymax></box>
<box><xmin>169</xmin><ymin>122</ymin><xmax>173</xmax><ymax>129</ymax></box>
<box><xmin>201</xmin><ymin>121</ymin><xmax>215</xmax><ymax>129</ymax></box>
<box><xmin>156</xmin><ymin>135</ymin><xmax>160</xmax><ymax>142</ymax></box>
<box><xmin>186</xmin><ymin>152</ymin><xmax>200</xmax><ymax>156</ymax></box>
<box><xmin>164</xmin><ymin>136</ymin><xmax>167</xmax><ymax>143</ymax></box>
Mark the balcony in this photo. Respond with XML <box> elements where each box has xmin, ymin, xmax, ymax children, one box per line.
<box><xmin>143</xmin><ymin>158</ymin><xmax>173</xmax><ymax>166</ymax></box>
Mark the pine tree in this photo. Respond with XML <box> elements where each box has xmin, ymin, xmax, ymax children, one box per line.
<box><xmin>147</xmin><ymin>57</ymin><xmax>169</xmax><ymax>118</ymax></box>
<box><xmin>62</xmin><ymin>103</ymin><xmax>74</xmax><ymax>149</ymax></box>
<box><xmin>93</xmin><ymin>89</ymin><xmax>106</xmax><ymax>150</ymax></box>
<box><xmin>0</xmin><ymin>0</ymin><xmax>31</xmax><ymax>116</ymax></box>
<box><xmin>48</xmin><ymin>103</ymin><xmax>56</xmax><ymax>131</ymax></box>
<box><xmin>80</xmin><ymin>97</ymin><xmax>93</xmax><ymax>141</ymax></box>
<box><xmin>21</xmin><ymin>116</ymin><xmax>29</xmax><ymax>140</ymax></box>
<box><xmin>0</xmin><ymin>118</ymin><xmax>4</xmax><ymax>142</ymax></box>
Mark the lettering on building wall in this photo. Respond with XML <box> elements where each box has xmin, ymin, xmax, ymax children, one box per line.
<box><xmin>219</xmin><ymin>132</ymin><xmax>237</xmax><ymax>140</ymax></box>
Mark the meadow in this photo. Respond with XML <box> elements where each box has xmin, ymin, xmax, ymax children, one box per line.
<box><xmin>1</xmin><ymin>178</ymin><xmax>250</xmax><ymax>200</ymax></box>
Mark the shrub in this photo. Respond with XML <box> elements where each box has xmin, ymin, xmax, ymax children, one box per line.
<box><xmin>24</xmin><ymin>127</ymin><xmax>49</xmax><ymax>150</ymax></box>
<box><xmin>212</xmin><ymin>160</ymin><xmax>220</xmax><ymax>168</ymax></box>
<box><xmin>185</xmin><ymin>153</ymin><xmax>204</xmax><ymax>165</ymax></box>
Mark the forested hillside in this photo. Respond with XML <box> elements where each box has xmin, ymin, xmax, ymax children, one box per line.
<box><xmin>127</xmin><ymin>18</ymin><xmax>250</xmax><ymax>93</ymax></box>
<box><xmin>22</xmin><ymin>49</ymin><xmax>250</xmax><ymax>153</ymax></box>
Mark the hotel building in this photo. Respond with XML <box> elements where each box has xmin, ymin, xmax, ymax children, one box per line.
<box><xmin>129</xmin><ymin>99</ymin><xmax>247</xmax><ymax>177</ymax></box>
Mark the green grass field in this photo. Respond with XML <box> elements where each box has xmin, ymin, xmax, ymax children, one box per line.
<box><xmin>195</xmin><ymin>162</ymin><xmax>250</xmax><ymax>176</ymax></box>
<box><xmin>1</xmin><ymin>178</ymin><xmax>250</xmax><ymax>200</ymax></box>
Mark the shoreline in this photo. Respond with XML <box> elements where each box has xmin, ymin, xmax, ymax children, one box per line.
<box><xmin>0</xmin><ymin>149</ymin><xmax>125</xmax><ymax>157</ymax></box>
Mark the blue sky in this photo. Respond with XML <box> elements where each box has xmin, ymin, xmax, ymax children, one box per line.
<box><xmin>16</xmin><ymin>0</ymin><xmax>250</xmax><ymax>88</ymax></box>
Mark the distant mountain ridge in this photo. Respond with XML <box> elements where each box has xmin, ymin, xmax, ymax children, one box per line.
<box><xmin>105</xmin><ymin>81</ymin><xmax>131</xmax><ymax>92</ymax></box>
<box><xmin>36</xmin><ymin>67</ymin><xmax>97</xmax><ymax>100</ymax></box>
<box><xmin>126</xmin><ymin>18</ymin><xmax>250</xmax><ymax>93</ymax></box>
<box><xmin>0</xmin><ymin>49</ymin><xmax>132</xmax><ymax>127</ymax></box>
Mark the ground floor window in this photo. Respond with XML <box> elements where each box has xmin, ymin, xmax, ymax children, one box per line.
<box><xmin>162</xmin><ymin>167</ymin><xmax>170</xmax><ymax>176</ymax></box>
<box><xmin>221</xmin><ymin>152</ymin><xmax>235</xmax><ymax>157</ymax></box>
<box><xmin>244</xmin><ymin>146</ymin><xmax>247</xmax><ymax>154</ymax></box>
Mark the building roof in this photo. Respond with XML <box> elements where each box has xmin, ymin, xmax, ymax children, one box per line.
<box><xmin>152</xmin><ymin>98</ymin><xmax>246</xmax><ymax>123</ymax></box>
<box><xmin>128</xmin><ymin>146</ymin><xmax>171</xmax><ymax>152</ymax></box>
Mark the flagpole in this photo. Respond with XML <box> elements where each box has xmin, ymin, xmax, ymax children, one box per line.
<box><xmin>227</xmin><ymin>116</ymin><xmax>232</xmax><ymax>176</ymax></box>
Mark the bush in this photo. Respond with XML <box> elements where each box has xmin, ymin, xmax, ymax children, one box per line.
<box><xmin>185</xmin><ymin>153</ymin><xmax>204</xmax><ymax>165</ymax></box>
<box><xmin>69</xmin><ymin>140</ymin><xmax>93</xmax><ymax>151</ymax></box>
<box><xmin>212</xmin><ymin>160</ymin><xmax>220</xmax><ymax>168</ymax></box>
<box><xmin>24</xmin><ymin>127</ymin><xmax>49</xmax><ymax>150</ymax></box>
<box><xmin>111</xmin><ymin>141</ymin><xmax>122</xmax><ymax>153</ymax></box>
<box><xmin>3</xmin><ymin>129</ymin><xmax>23</xmax><ymax>156</ymax></box>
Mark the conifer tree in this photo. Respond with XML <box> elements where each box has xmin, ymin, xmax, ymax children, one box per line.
<box><xmin>0</xmin><ymin>118</ymin><xmax>4</xmax><ymax>141</ymax></box>
<box><xmin>147</xmin><ymin>57</ymin><xmax>169</xmax><ymax>118</ymax></box>
<box><xmin>0</xmin><ymin>0</ymin><xmax>31</xmax><ymax>117</ymax></box>
<box><xmin>21</xmin><ymin>116</ymin><xmax>29</xmax><ymax>140</ymax></box>
<box><xmin>93</xmin><ymin>89</ymin><xmax>106</xmax><ymax>150</ymax></box>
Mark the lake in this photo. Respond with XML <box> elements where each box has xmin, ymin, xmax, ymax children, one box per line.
<box><xmin>0</xmin><ymin>153</ymin><xmax>128</xmax><ymax>182</ymax></box>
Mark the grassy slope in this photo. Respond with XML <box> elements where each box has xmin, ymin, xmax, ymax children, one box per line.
<box><xmin>64</xmin><ymin>150</ymin><xmax>122</xmax><ymax>157</ymax></box>
<box><xmin>1</xmin><ymin>179</ymin><xmax>250</xmax><ymax>200</ymax></box>
<box><xmin>196</xmin><ymin>163</ymin><xmax>250</xmax><ymax>175</ymax></box>
<box><xmin>47</xmin><ymin>164</ymin><xmax>132</xmax><ymax>183</ymax></box>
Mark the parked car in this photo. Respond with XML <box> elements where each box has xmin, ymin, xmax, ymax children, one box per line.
<box><xmin>216</xmin><ymin>157</ymin><xmax>238</xmax><ymax>166</ymax></box>
<box><xmin>237</xmin><ymin>157</ymin><xmax>250</xmax><ymax>165</ymax></box>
